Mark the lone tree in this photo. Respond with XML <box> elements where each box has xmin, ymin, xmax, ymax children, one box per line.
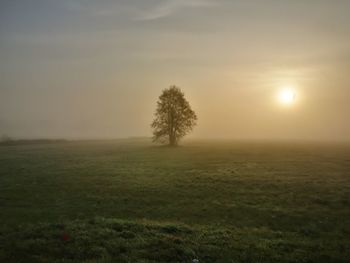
<box><xmin>151</xmin><ymin>86</ymin><xmax>197</xmax><ymax>146</ymax></box>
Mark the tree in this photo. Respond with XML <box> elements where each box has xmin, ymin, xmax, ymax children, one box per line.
<box><xmin>0</xmin><ymin>134</ymin><xmax>13</xmax><ymax>145</ymax></box>
<box><xmin>0</xmin><ymin>134</ymin><xmax>12</xmax><ymax>142</ymax></box>
<box><xmin>151</xmin><ymin>86</ymin><xmax>197</xmax><ymax>146</ymax></box>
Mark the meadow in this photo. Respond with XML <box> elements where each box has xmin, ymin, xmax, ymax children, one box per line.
<box><xmin>0</xmin><ymin>139</ymin><xmax>349</xmax><ymax>262</ymax></box>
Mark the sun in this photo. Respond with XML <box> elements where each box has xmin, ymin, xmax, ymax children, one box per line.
<box><xmin>278</xmin><ymin>87</ymin><xmax>296</xmax><ymax>105</ymax></box>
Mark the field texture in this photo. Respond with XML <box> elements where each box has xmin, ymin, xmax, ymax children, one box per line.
<box><xmin>0</xmin><ymin>139</ymin><xmax>349</xmax><ymax>262</ymax></box>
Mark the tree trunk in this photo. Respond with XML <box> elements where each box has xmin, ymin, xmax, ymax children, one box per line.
<box><xmin>169</xmin><ymin>133</ymin><xmax>177</xmax><ymax>146</ymax></box>
<box><xmin>168</xmin><ymin>108</ymin><xmax>177</xmax><ymax>146</ymax></box>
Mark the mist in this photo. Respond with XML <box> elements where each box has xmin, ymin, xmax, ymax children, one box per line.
<box><xmin>1</xmin><ymin>0</ymin><xmax>350</xmax><ymax>141</ymax></box>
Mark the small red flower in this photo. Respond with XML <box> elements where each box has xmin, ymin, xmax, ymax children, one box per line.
<box><xmin>61</xmin><ymin>232</ymin><xmax>70</xmax><ymax>241</ymax></box>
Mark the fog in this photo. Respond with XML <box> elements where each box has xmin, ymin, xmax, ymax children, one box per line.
<box><xmin>1</xmin><ymin>0</ymin><xmax>350</xmax><ymax>141</ymax></box>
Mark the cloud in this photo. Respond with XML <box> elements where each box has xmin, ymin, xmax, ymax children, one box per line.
<box><xmin>61</xmin><ymin>0</ymin><xmax>216</xmax><ymax>21</ymax></box>
<box><xmin>136</xmin><ymin>0</ymin><xmax>216</xmax><ymax>21</ymax></box>
<box><xmin>62</xmin><ymin>0</ymin><xmax>129</xmax><ymax>17</ymax></box>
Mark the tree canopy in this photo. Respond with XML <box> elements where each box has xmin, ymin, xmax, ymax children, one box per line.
<box><xmin>151</xmin><ymin>86</ymin><xmax>197</xmax><ymax>146</ymax></box>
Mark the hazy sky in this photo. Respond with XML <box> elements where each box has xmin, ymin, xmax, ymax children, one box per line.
<box><xmin>1</xmin><ymin>0</ymin><xmax>350</xmax><ymax>141</ymax></box>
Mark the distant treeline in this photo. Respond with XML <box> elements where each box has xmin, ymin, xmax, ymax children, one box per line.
<box><xmin>0</xmin><ymin>139</ymin><xmax>67</xmax><ymax>146</ymax></box>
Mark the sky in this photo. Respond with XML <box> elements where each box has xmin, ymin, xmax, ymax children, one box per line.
<box><xmin>1</xmin><ymin>0</ymin><xmax>350</xmax><ymax>141</ymax></box>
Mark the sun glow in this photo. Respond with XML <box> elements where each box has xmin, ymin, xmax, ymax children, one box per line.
<box><xmin>278</xmin><ymin>87</ymin><xmax>296</xmax><ymax>105</ymax></box>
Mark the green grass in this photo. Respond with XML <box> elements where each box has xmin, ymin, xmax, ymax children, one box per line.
<box><xmin>0</xmin><ymin>139</ymin><xmax>349</xmax><ymax>262</ymax></box>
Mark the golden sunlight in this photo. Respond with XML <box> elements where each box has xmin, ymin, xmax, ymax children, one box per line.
<box><xmin>278</xmin><ymin>87</ymin><xmax>296</xmax><ymax>105</ymax></box>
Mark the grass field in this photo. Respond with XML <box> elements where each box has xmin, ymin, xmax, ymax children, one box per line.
<box><xmin>0</xmin><ymin>139</ymin><xmax>349</xmax><ymax>262</ymax></box>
